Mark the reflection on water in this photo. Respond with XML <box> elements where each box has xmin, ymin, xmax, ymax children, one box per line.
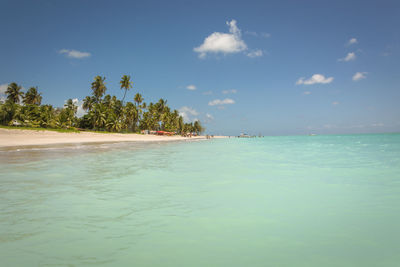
<box><xmin>1</xmin><ymin>135</ymin><xmax>400</xmax><ymax>266</ymax></box>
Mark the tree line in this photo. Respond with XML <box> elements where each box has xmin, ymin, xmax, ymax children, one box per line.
<box><xmin>0</xmin><ymin>75</ymin><xmax>204</xmax><ymax>134</ymax></box>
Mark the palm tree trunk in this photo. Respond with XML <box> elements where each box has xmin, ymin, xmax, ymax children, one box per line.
<box><xmin>122</xmin><ymin>89</ymin><xmax>127</xmax><ymax>104</ymax></box>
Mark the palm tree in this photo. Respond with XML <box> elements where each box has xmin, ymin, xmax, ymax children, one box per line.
<box><xmin>110</xmin><ymin>96</ymin><xmax>122</xmax><ymax>116</ymax></box>
<box><xmin>178</xmin><ymin>116</ymin><xmax>184</xmax><ymax>134</ymax></box>
<box><xmin>61</xmin><ymin>99</ymin><xmax>77</xmax><ymax>127</ymax></box>
<box><xmin>120</xmin><ymin>75</ymin><xmax>133</xmax><ymax>103</ymax></box>
<box><xmin>5</xmin><ymin>83</ymin><xmax>23</xmax><ymax>104</ymax></box>
<box><xmin>89</xmin><ymin>103</ymin><xmax>107</xmax><ymax>130</ymax></box>
<box><xmin>157</xmin><ymin>98</ymin><xmax>167</xmax><ymax>113</ymax></box>
<box><xmin>64</xmin><ymin>99</ymin><xmax>77</xmax><ymax>114</ymax></box>
<box><xmin>194</xmin><ymin>120</ymin><xmax>204</xmax><ymax>135</ymax></box>
<box><xmin>123</xmin><ymin>102</ymin><xmax>138</xmax><ymax>131</ymax></box>
<box><xmin>134</xmin><ymin>93</ymin><xmax>143</xmax><ymax>107</ymax></box>
<box><xmin>23</xmin><ymin>87</ymin><xmax>42</xmax><ymax>105</ymax></box>
<box><xmin>103</xmin><ymin>94</ymin><xmax>112</xmax><ymax>108</ymax></box>
<box><xmin>133</xmin><ymin>93</ymin><xmax>144</xmax><ymax>128</ymax></box>
<box><xmin>91</xmin><ymin>76</ymin><xmax>107</xmax><ymax>103</ymax></box>
<box><xmin>0</xmin><ymin>100</ymin><xmax>17</xmax><ymax>125</ymax></box>
<box><xmin>106</xmin><ymin>114</ymin><xmax>123</xmax><ymax>132</ymax></box>
<box><xmin>82</xmin><ymin>96</ymin><xmax>94</xmax><ymax>111</ymax></box>
<box><xmin>39</xmin><ymin>105</ymin><xmax>56</xmax><ymax>127</ymax></box>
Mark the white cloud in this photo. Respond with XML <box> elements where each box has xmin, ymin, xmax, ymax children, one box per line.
<box><xmin>71</xmin><ymin>98</ymin><xmax>86</xmax><ymax>117</ymax></box>
<box><xmin>59</xmin><ymin>49</ymin><xmax>91</xmax><ymax>59</ymax></box>
<box><xmin>303</xmin><ymin>91</ymin><xmax>311</xmax><ymax>95</ymax></box>
<box><xmin>203</xmin><ymin>90</ymin><xmax>213</xmax><ymax>95</ymax></box>
<box><xmin>179</xmin><ymin>106</ymin><xmax>199</xmax><ymax>123</ymax></box>
<box><xmin>186</xmin><ymin>85</ymin><xmax>196</xmax><ymax>90</ymax></box>
<box><xmin>245</xmin><ymin>31</ymin><xmax>271</xmax><ymax>38</ymax></box>
<box><xmin>247</xmin><ymin>49</ymin><xmax>263</xmax><ymax>58</ymax></box>
<box><xmin>296</xmin><ymin>74</ymin><xmax>334</xmax><ymax>85</ymax></box>
<box><xmin>332</xmin><ymin>101</ymin><xmax>339</xmax><ymax>106</ymax></box>
<box><xmin>208</xmin><ymin>98</ymin><xmax>235</xmax><ymax>106</ymax></box>
<box><xmin>194</xmin><ymin>20</ymin><xmax>247</xmax><ymax>58</ymax></box>
<box><xmin>352</xmin><ymin>72</ymin><xmax>367</xmax><ymax>81</ymax></box>
<box><xmin>222</xmin><ymin>89</ymin><xmax>237</xmax><ymax>94</ymax></box>
<box><xmin>338</xmin><ymin>52</ymin><xmax>356</xmax><ymax>62</ymax></box>
<box><xmin>0</xmin><ymin>83</ymin><xmax>8</xmax><ymax>94</ymax></box>
<box><xmin>347</xmin><ymin>38</ymin><xmax>358</xmax><ymax>46</ymax></box>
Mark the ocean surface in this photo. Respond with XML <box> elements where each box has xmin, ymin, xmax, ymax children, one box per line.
<box><xmin>1</xmin><ymin>134</ymin><xmax>400</xmax><ymax>266</ymax></box>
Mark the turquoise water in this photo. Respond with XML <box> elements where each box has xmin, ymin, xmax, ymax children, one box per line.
<box><xmin>1</xmin><ymin>134</ymin><xmax>400</xmax><ymax>266</ymax></box>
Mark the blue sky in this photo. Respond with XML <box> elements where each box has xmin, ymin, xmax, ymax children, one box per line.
<box><xmin>0</xmin><ymin>0</ymin><xmax>399</xmax><ymax>135</ymax></box>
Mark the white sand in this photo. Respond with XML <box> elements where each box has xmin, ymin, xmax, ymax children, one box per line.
<box><xmin>0</xmin><ymin>128</ymin><xmax>225</xmax><ymax>148</ymax></box>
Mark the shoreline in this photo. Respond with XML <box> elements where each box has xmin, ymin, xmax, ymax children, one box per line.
<box><xmin>0</xmin><ymin>128</ymin><xmax>226</xmax><ymax>148</ymax></box>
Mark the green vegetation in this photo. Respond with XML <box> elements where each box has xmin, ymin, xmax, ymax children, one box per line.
<box><xmin>0</xmin><ymin>125</ymin><xmax>80</xmax><ymax>133</ymax></box>
<box><xmin>0</xmin><ymin>76</ymin><xmax>204</xmax><ymax>135</ymax></box>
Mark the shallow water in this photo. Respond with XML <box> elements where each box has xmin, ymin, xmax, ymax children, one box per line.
<box><xmin>1</xmin><ymin>134</ymin><xmax>400</xmax><ymax>266</ymax></box>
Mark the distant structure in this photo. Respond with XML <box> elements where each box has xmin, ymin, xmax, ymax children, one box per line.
<box><xmin>238</xmin><ymin>133</ymin><xmax>250</xmax><ymax>138</ymax></box>
<box><xmin>237</xmin><ymin>133</ymin><xmax>263</xmax><ymax>138</ymax></box>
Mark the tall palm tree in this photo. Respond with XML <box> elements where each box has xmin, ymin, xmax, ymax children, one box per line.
<box><xmin>91</xmin><ymin>76</ymin><xmax>107</xmax><ymax>103</ymax></box>
<box><xmin>120</xmin><ymin>75</ymin><xmax>133</xmax><ymax>104</ymax></box>
<box><xmin>134</xmin><ymin>93</ymin><xmax>143</xmax><ymax>107</ymax></box>
<box><xmin>5</xmin><ymin>83</ymin><xmax>23</xmax><ymax>104</ymax></box>
<box><xmin>133</xmin><ymin>93</ymin><xmax>144</xmax><ymax>128</ymax></box>
<box><xmin>23</xmin><ymin>87</ymin><xmax>42</xmax><ymax>105</ymax></box>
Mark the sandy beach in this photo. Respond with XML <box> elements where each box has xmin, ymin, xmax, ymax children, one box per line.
<box><xmin>0</xmin><ymin>128</ymin><xmax>225</xmax><ymax>148</ymax></box>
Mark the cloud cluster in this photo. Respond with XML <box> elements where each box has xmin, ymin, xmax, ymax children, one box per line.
<box><xmin>347</xmin><ymin>38</ymin><xmax>358</xmax><ymax>46</ymax></box>
<box><xmin>245</xmin><ymin>31</ymin><xmax>271</xmax><ymax>38</ymax></box>
<box><xmin>186</xmin><ymin>85</ymin><xmax>196</xmax><ymax>90</ymax></box>
<box><xmin>352</xmin><ymin>72</ymin><xmax>367</xmax><ymax>81</ymax></box>
<box><xmin>208</xmin><ymin>98</ymin><xmax>235</xmax><ymax>106</ymax></box>
<box><xmin>222</xmin><ymin>89</ymin><xmax>237</xmax><ymax>94</ymax></box>
<box><xmin>179</xmin><ymin>106</ymin><xmax>199</xmax><ymax>122</ymax></box>
<box><xmin>247</xmin><ymin>49</ymin><xmax>263</xmax><ymax>58</ymax></box>
<box><xmin>338</xmin><ymin>52</ymin><xmax>356</xmax><ymax>62</ymax></box>
<box><xmin>204</xmin><ymin>113</ymin><xmax>214</xmax><ymax>123</ymax></box>
<box><xmin>296</xmin><ymin>74</ymin><xmax>334</xmax><ymax>85</ymax></box>
<box><xmin>59</xmin><ymin>49</ymin><xmax>91</xmax><ymax>59</ymax></box>
<box><xmin>194</xmin><ymin>20</ymin><xmax>247</xmax><ymax>58</ymax></box>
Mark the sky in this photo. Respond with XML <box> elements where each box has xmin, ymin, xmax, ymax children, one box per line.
<box><xmin>0</xmin><ymin>0</ymin><xmax>399</xmax><ymax>136</ymax></box>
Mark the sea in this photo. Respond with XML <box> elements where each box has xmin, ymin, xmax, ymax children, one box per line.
<box><xmin>1</xmin><ymin>134</ymin><xmax>400</xmax><ymax>266</ymax></box>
